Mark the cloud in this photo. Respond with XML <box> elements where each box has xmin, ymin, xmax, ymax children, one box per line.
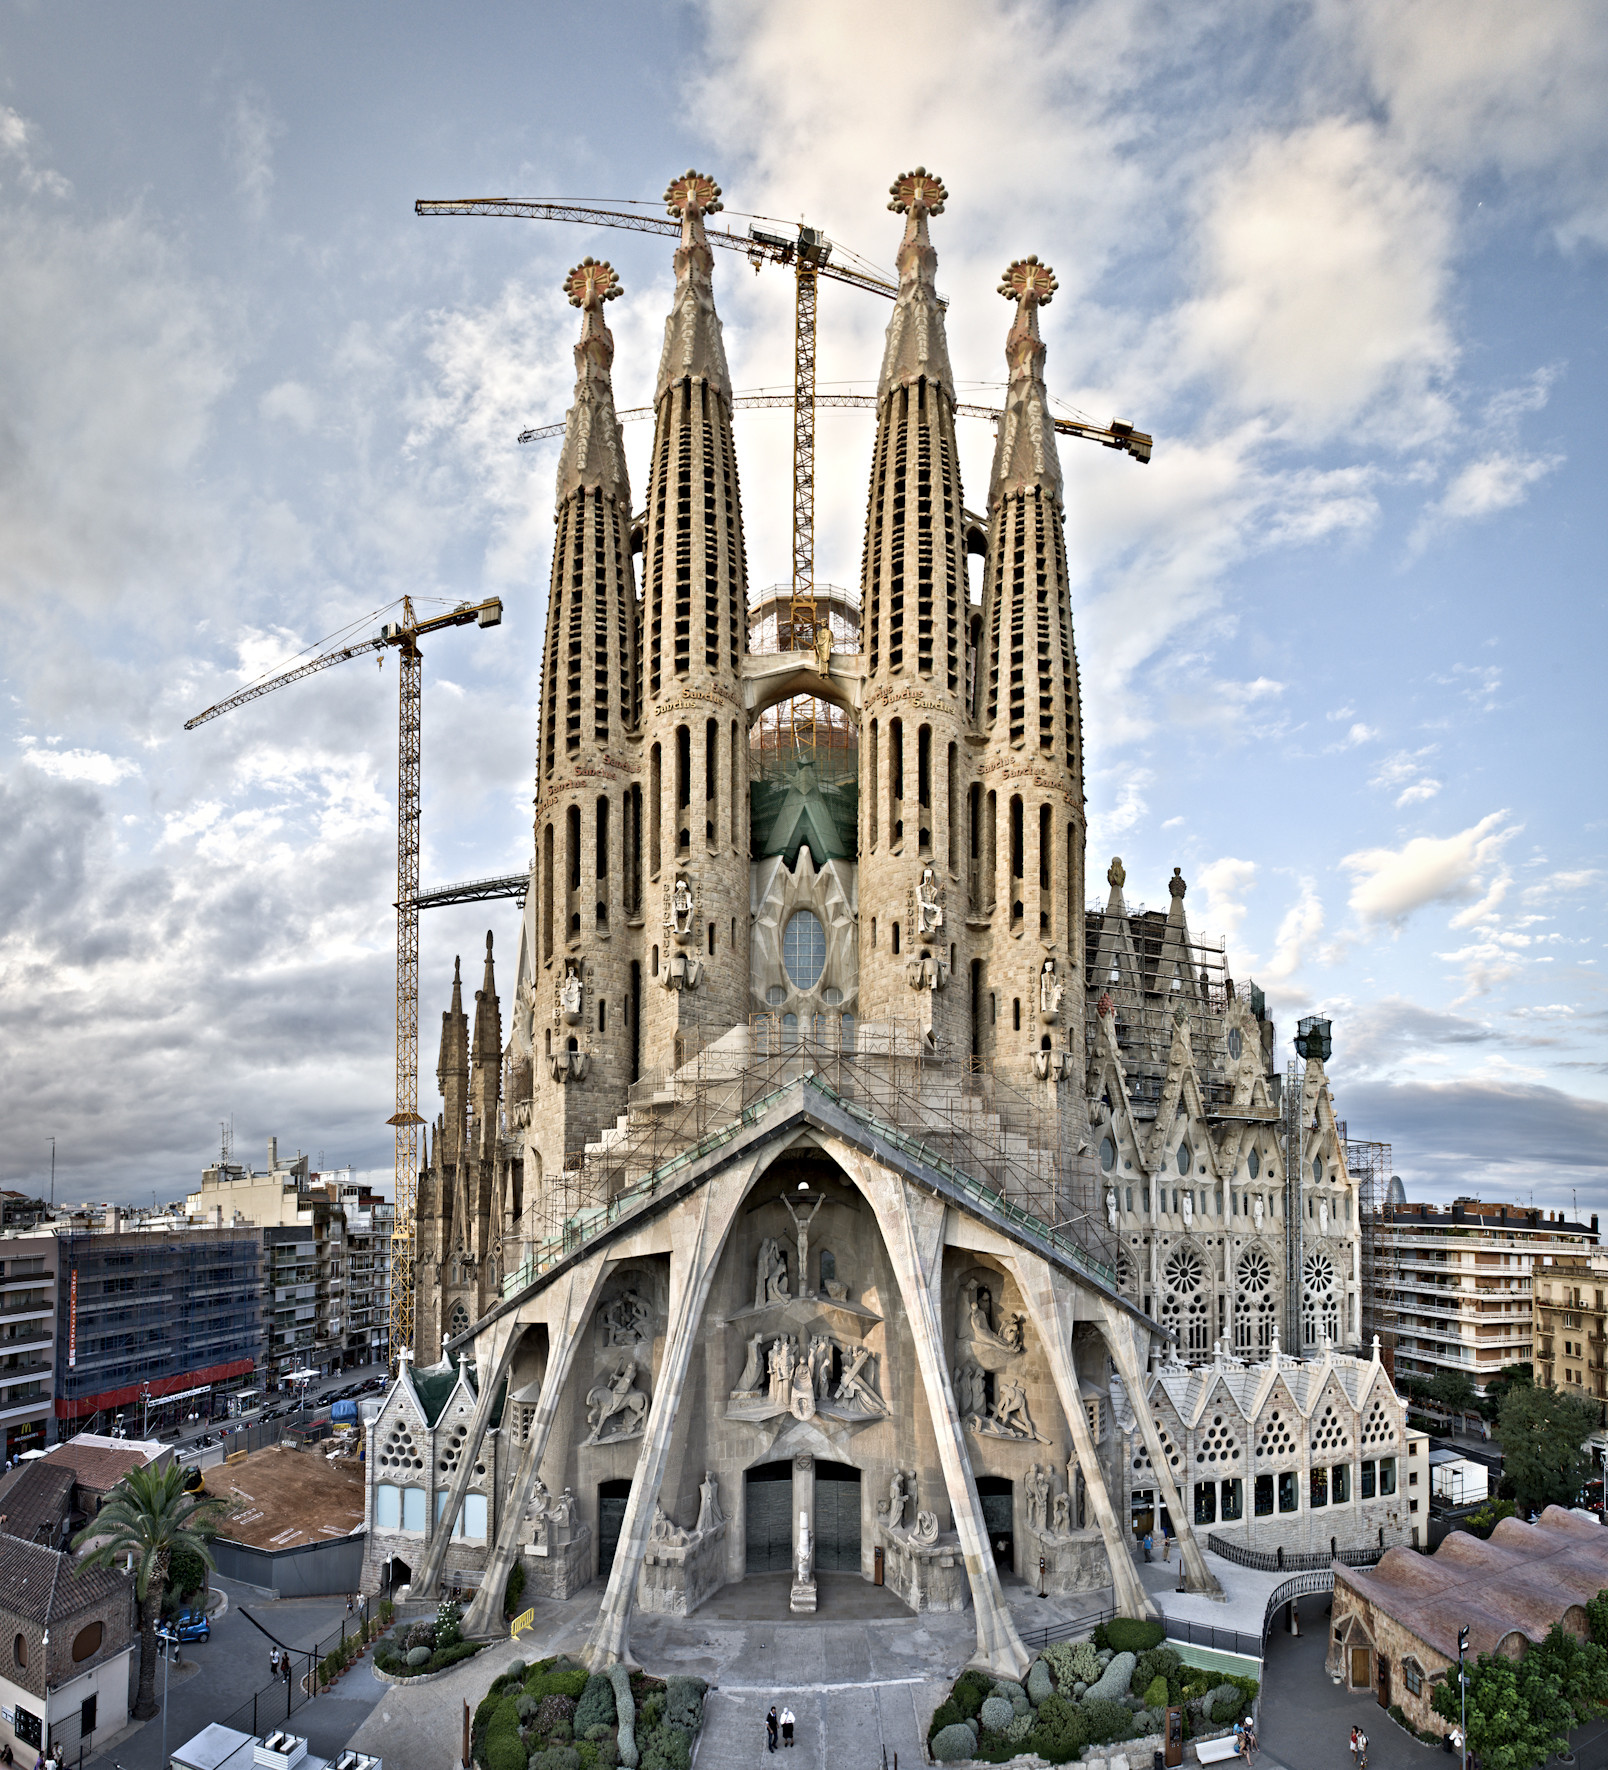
<box><xmin>1368</xmin><ymin>748</ymin><xmax>1442</xmax><ymax>809</ymax></box>
<box><xmin>1259</xmin><ymin>877</ymin><xmax>1325</xmax><ymax>988</ymax></box>
<box><xmin>260</xmin><ymin>381</ymin><xmax>320</xmax><ymax>433</ymax></box>
<box><xmin>1342</xmin><ymin>810</ymin><xmax>1517</xmax><ymax>929</ymax></box>
<box><xmin>1410</xmin><ymin>449</ymin><xmax>1563</xmax><ymax>551</ymax></box>
<box><xmin>1196</xmin><ymin>856</ymin><xmax>1257</xmax><ymax>945</ymax></box>
<box><xmin>1175</xmin><ymin>118</ymin><xmax>1457</xmax><ymax>444</ymax></box>
<box><xmin>20</xmin><ymin>745</ymin><xmax>140</xmax><ymax>787</ymax></box>
<box><xmin>1327</xmin><ymin>721</ymin><xmax>1378</xmax><ymax>752</ymax></box>
<box><xmin>0</xmin><ymin>103</ymin><xmax>72</xmax><ymax>198</ymax></box>
<box><xmin>226</xmin><ymin>87</ymin><xmax>285</xmax><ymax>221</ymax></box>
<box><xmin>1521</xmin><ymin>869</ymin><xmax>1601</xmax><ymax>904</ymax></box>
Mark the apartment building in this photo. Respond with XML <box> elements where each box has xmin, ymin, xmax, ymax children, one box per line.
<box><xmin>0</xmin><ymin>1230</ymin><xmax>56</xmax><ymax>1459</ymax></box>
<box><xmin>1534</xmin><ymin>1253</ymin><xmax>1608</xmax><ymax>1404</ymax></box>
<box><xmin>1373</xmin><ymin>1198</ymin><xmax>1599</xmax><ymax>1393</ymax></box>
<box><xmin>187</xmin><ymin>1144</ymin><xmax>391</xmax><ymax>1384</ymax></box>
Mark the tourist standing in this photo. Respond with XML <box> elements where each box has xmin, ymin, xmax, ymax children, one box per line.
<box><xmin>1143</xmin><ymin>1531</ymin><xmax>1153</xmax><ymax>1562</ymax></box>
<box><xmin>766</xmin><ymin>1707</ymin><xmax>779</xmax><ymax>1753</ymax></box>
<box><xmin>781</xmin><ymin>1706</ymin><xmax>795</xmax><ymax>1748</ymax></box>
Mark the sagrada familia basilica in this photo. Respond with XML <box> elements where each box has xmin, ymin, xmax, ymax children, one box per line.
<box><xmin>361</xmin><ymin>169</ymin><xmax>1408</xmax><ymax>1672</ymax></box>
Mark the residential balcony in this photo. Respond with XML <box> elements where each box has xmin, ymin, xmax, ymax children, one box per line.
<box><xmin>0</xmin><ymin>1294</ymin><xmax>53</xmax><ymax>1320</ymax></box>
<box><xmin>0</xmin><ymin>1269</ymin><xmax>54</xmax><ymax>1288</ymax></box>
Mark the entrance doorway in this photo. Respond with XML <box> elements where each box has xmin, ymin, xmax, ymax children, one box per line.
<box><xmin>814</xmin><ymin>1462</ymin><xmax>862</xmax><ymax>1572</ymax></box>
<box><xmin>1376</xmin><ymin>1657</ymin><xmax>1391</xmax><ymax>1709</ymax></box>
<box><xmin>598</xmin><ymin>1478</ymin><xmax>632</xmax><ymax>1580</ymax></box>
<box><xmin>745</xmin><ymin>1461</ymin><xmax>793</xmax><ymax>1574</ymax></box>
<box><xmin>1351</xmin><ymin>1646</ymin><xmax>1371</xmax><ymax>1690</ymax></box>
<box><xmin>977</xmin><ymin>1475</ymin><xmax>1014</xmax><ymax>1573</ymax></box>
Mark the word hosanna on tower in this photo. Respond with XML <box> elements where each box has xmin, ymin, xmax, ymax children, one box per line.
<box><xmin>379</xmin><ymin>169</ymin><xmax>1405</xmax><ymax>1670</ymax></box>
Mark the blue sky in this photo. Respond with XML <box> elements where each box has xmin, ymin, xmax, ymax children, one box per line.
<box><xmin>1</xmin><ymin>0</ymin><xmax>1603</xmax><ymax>1209</ymax></box>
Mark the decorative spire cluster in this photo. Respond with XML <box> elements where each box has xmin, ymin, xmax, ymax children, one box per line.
<box><xmin>555</xmin><ymin>257</ymin><xmax>629</xmax><ymax>506</ymax></box>
<box><xmin>878</xmin><ymin>166</ymin><xmax>954</xmax><ymax>400</ymax></box>
<box><xmin>656</xmin><ymin>168</ymin><xmax>731</xmax><ymax>400</ymax></box>
<box><xmin>988</xmin><ymin>255</ymin><xmax>1062</xmax><ymax>502</ymax></box>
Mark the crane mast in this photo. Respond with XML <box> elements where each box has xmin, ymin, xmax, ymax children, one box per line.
<box><xmin>186</xmin><ymin>591</ymin><xmax>502</xmax><ymax>1372</ymax></box>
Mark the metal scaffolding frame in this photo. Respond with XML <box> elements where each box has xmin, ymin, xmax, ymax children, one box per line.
<box><xmin>508</xmin><ymin>1020</ymin><xmax>1115</xmax><ymax>1298</ymax></box>
<box><xmin>1343</xmin><ymin>1125</ymin><xmax>1394</xmax><ymax>1372</ymax></box>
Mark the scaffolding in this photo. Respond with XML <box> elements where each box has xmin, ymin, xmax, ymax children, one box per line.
<box><xmin>508</xmin><ymin>1019</ymin><xmax>1115</xmax><ymax>1300</ymax></box>
<box><xmin>1342</xmin><ymin>1124</ymin><xmax>1394</xmax><ymax>1374</ymax></box>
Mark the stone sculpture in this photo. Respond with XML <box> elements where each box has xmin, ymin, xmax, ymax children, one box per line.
<box><xmin>835</xmin><ymin>1343</ymin><xmax>888</xmax><ymax>1415</ymax></box>
<box><xmin>559</xmin><ymin>964</ymin><xmax>584</xmax><ymax>1024</ymax></box>
<box><xmin>1106</xmin><ymin>1187</ymin><xmax>1119</xmax><ymax>1232</ymax></box>
<box><xmin>1052</xmin><ymin>1489</ymin><xmax>1071</xmax><ymax>1534</ymax></box>
<box><xmin>696</xmin><ymin>1470</ymin><xmax>723</xmax><ymax>1535</ymax></box>
<box><xmin>886</xmin><ymin>1468</ymin><xmax>909</xmax><ymax>1531</ymax></box>
<box><xmin>735</xmin><ymin>1331</ymin><xmax>766</xmax><ymax>1395</ymax></box>
<box><xmin>584</xmin><ymin>1356</ymin><xmax>649</xmax><ymax>1445</ymax></box>
<box><xmin>602</xmin><ymin>1288</ymin><xmax>652</xmax><ymax>1345</ymax></box>
<box><xmin>1038</xmin><ymin>958</ymin><xmax>1064</xmax><ymax>1023</ymax></box>
<box><xmin>1253</xmin><ymin>1194</ymin><xmax>1265</xmax><ymax>1232</ymax></box>
<box><xmin>912</xmin><ymin>1509</ymin><xmax>940</xmax><ymax>1545</ymax></box>
<box><xmin>754</xmin><ymin>1237</ymin><xmax>789</xmax><ymax>1308</ymax></box>
<box><xmin>916</xmin><ymin>864</ymin><xmax>944</xmax><ymax>935</ymax></box>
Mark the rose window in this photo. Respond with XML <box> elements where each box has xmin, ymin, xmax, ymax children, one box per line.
<box><xmin>1164</xmin><ymin>1247</ymin><xmax>1205</xmax><ymax>1293</ymax></box>
<box><xmin>1361</xmin><ymin>1401</ymin><xmax>1398</xmax><ymax>1448</ymax></box>
<box><xmin>448</xmin><ymin>1302</ymin><xmax>470</xmax><ymax>1337</ymax></box>
<box><xmin>1302</xmin><ymin>1251</ymin><xmax>1335</xmax><ymax>1293</ymax></box>
<box><xmin>1233</xmin><ymin>1247</ymin><xmax>1276</xmax><ymax>1352</ymax></box>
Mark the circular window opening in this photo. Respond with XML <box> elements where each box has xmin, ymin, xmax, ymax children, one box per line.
<box><xmin>72</xmin><ymin>1622</ymin><xmax>103</xmax><ymax>1663</ymax></box>
<box><xmin>1175</xmin><ymin>1143</ymin><xmax>1192</xmax><ymax>1176</ymax></box>
<box><xmin>1227</xmin><ymin>1028</ymin><xmax>1243</xmax><ymax>1060</ymax></box>
<box><xmin>1099</xmin><ymin>1138</ymin><xmax>1116</xmax><ymax>1173</ymax></box>
<box><xmin>766</xmin><ymin>985</ymin><xmax>786</xmax><ymax>1007</ymax></box>
<box><xmin>822</xmin><ymin>986</ymin><xmax>843</xmax><ymax>1007</ymax></box>
<box><xmin>783</xmin><ymin>910</ymin><xmax>826</xmax><ymax>991</ymax></box>
<box><xmin>1248</xmin><ymin>1148</ymin><xmax>1260</xmax><ymax>1179</ymax></box>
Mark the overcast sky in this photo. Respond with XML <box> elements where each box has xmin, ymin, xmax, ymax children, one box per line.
<box><xmin>1</xmin><ymin>0</ymin><xmax>1604</xmax><ymax>1211</ymax></box>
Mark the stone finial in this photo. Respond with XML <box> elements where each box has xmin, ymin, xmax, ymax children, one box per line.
<box><xmin>664</xmin><ymin>168</ymin><xmax>723</xmax><ymax>223</ymax></box>
<box><xmin>878</xmin><ymin>168</ymin><xmax>954</xmax><ymax>400</ymax></box>
<box><xmin>1107</xmin><ymin>856</ymin><xmax>1126</xmax><ymax>890</ymax></box>
<box><xmin>656</xmin><ymin>169</ymin><xmax>732</xmax><ymax>402</ymax></box>
<box><xmin>564</xmin><ymin>256</ymin><xmax>623</xmax><ymax>312</ymax></box>
<box><xmin>1372</xmin><ymin>1333</ymin><xmax>1381</xmax><ymax>1364</ymax></box>
<box><xmin>1169</xmin><ymin>867</ymin><xmax>1187</xmax><ymax>900</ymax></box>
<box><xmin>998</xmin><ymin>254</ymin><xmax>1058</xmax><ymax>324</ymax></box>
<box><xmin>987</xmin><ymin>256</ymin><xmax>1062</xmax><ymax>501</ymax></box>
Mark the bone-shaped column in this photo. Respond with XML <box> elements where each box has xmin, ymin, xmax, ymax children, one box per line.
<box><xmin>828</xmin><ymin>1140</ymin><xmax>1029</xmax><ymax>1678</ymax></box>
<box><xmin>409</xmin><ymin>1312</ymin><xmax>525</xmax><ymax>1600</ymax></box>
<box><xmin>1003</xmin><ymin>1248</ymin><xmax>1155</xmax><ymax>1619</ymax></box>
<box><xmin>1095</xmin><ymin>1299</ymin><xmax>1222</xmax><ymax>1597</ymax></box>
<box><xmin>581</xmin><ymin>1152</ymin><xmax>763</xmax><ymax>1669</ymax></box>
<box><xmin>461</xmin><ymin>1259</ymin><xmax>610</xmax><ymax>1637</ymax></box>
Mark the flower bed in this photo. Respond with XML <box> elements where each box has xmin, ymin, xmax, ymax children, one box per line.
<box><xmin>471</xmin><ymin>1656</ymin><xmax>709</xmax><ymax>1770</ymax></box>
<box><xmin>369</xmin><ymin>1599</ymin><xmax>484</xmax><ymax>1683</ymax></box>
<box><xmin>926</xmin><ymin>1622</ymin><xmax>1259</xmax><ymax>1765</ymax></box>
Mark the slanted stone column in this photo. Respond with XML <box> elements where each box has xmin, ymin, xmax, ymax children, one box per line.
<box><xmin>409</xmin><ymin>1313</ymin><xmax>526</xmax><ymax>1600</ymax></box>
<box><xmin>461</xmin><ymin>1259</ymin><xmax>610</xmax><ymax>1637</ymax></box>
<box><xmin>828</xmin><ymin>1139</ymin><xmax>1029</xmax><ymax>1678</ymax></box>
<box><xmin>582</xmin><ymin>1151</ymin><xmax>766</xmax><ymax>1670</ymax></box>
<box><xmin>1004</xmin><ymin>1249</ymin><xmax>1155</xmax><ymax>1619</ymax></box>
<box><xmin>1095</xmin><ymin>1299</ymin><xmax>1223</xmax><ymax>1598</ymax></box>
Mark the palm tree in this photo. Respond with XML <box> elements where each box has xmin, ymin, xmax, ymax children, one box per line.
<box><xmin>73</xmin><ymin>1461</ymin><xmax>220</xmax><ymax>1720</ymax></box>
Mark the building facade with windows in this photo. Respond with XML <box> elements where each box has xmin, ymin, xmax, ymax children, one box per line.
<box><xmin>0</xmin><ymin>1229</ymin><xmax>57</xmax><ymax>1458</ymax></box>
<box><xmin>1374</xmin><ymin>1200</ymin><xmax>1599</xmax><ymax>1393</ymax></box>
<box><xmin>1533</xmin><ymin>1251</ymin><xmax>1608</xmax><ymax>1403</ymax></box>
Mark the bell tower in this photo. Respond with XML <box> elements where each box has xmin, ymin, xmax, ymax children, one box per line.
<box><xmin>637</xmin><ymin>170</ymin><xmax>752</xmax><ymax>1071</ymax></box>
<box><xmin>856</xmin><ymin>169</ymin><xmax>972</xmax><ymax>1052</ymax></box>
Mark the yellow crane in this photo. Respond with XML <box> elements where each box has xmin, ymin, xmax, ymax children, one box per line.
<box><xmin>185</xmin><ymin>593</ymin><xmax>504</xmax><ymax>1371</ymax></box>
<box><xmin>416</xmin><ymin>196</ymin><xmax>1151</xmax><ymax>662</ymax></box>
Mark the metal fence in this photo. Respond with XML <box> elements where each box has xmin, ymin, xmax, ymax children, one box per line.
<box><xmin>215</xmin><ymin>1587</ymin><xmax>398</xmax><ymax>1740</ymax></box>
<box><xmin>1260</xmin><ymin>1571</ymin><xmax>1337</xmax><ymax>1645</ymax></box>
<box><xmin>1020</xmin><ymin>1607</ymin><xmax>1115</xmax><ymax>1652</ymax></box>
<box><xmin>1158</xmin><ymin>1612</ymin><xmax>1264</xmax><ymax>1660</ymax></box>
<box><xmin>1205</xmin><ymin>1532</ymin><xmax>1383</xmax><ymax>1574</ymax></box>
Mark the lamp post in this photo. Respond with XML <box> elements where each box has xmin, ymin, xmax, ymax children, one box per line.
<box><xmin>1458</xmin><ymin>1624</ymin><xmax>1469</xmax><ymax>1770</ymax></box>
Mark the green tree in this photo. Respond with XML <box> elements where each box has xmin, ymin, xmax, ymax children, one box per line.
<box><xmin>73</xmin><ymin>1462</ymin><xmax>220</xmax><ymax>1720</ymax></box>
<box><xmin>1530</xmin><ymin>1625</ymin><xmax>1608</xmax><ymax>1724</ymax></box>
<box><xmin>1496</xmin><ymin>1385</ymin><xmax>1599</xmax><ymax>1515</ymax></box>
<box><xmin>1431</xmin><ymin>1649</ymin><xmax>1573</xmax><ymax>1770</ymax></box>
<box><xmin>1429</xmin><ymin>1370</ymin><xmax>1479</xmax><ymax>1415</ymax></box>
<box><xmin>1587</xmin><ymin>1588</ymin><xmax>1608</xmax><ymax>1652</ymax></box>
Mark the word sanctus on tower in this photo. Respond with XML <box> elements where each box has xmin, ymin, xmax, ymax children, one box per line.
<box><xmin>376</xmin><ymin>169</ymin><xmax>1406</xmax><ymax>1670</ymax></box>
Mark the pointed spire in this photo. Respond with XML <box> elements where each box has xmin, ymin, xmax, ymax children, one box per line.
<box><xmin>988</xmin><ymin>256</ymin><xmax>1062</xmax><ymax>502</ymax></box>
<box><xmin>878</xmin><ymin>167</ymin><xmax>954</xmax><ymax>400</ymax></box>
<box><xmin>656</xmin><ymin>169</ymin><xmax>731</xmax><ymax>402</ymax></box>
<box><xmin>556</xmin><ymin>257</ymin><xmax>630</xmax><ymax>506</ymax></box>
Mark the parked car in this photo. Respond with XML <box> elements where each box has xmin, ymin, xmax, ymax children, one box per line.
<box><xmin>163</xmin><ymin>1609</ymin><xmax>211</xmax><ymax>1643</ymax></box>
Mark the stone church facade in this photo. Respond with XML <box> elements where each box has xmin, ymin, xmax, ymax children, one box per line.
<box><xmin>371</xmin><ymin>166</ymin><xmax>1404</xmax><ymax>1672</ymax></box>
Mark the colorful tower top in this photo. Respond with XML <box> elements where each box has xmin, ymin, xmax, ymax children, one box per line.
<box><xmin>656</xmin><ymin>168</ymin><xmax>731</xmax><ymax>402</ymax></box>
<box><xmin>556</xmin><ymin>257</ymin><xmax>629</xmax><ymax>506</ymax></box>
<box><xmin>879</xmin><ymin>167</ymin><xmax>954</xmax><ymax>401</ymax></box>
<box><xmin>989</xmin><ymin>256</ymin><xmax>1063</xmax><ymax>503</ymax></box>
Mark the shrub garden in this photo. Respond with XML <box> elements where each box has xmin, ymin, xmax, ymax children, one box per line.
<box><xmin>470</xmin><ymin>1656</ymin><xmax>708</xmax><ymax>1770</ymax></box>
<box><xmin>369</xmin><ymin>1599</ymin><xmax>484</xmax><ymax>1682</ymax></box>
<box><xmin>926</xmin><ymin>1622</ymin><xmax>1258</xmax><ymax>1765</ymax></box>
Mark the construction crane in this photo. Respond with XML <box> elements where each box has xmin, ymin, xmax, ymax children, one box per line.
<box><xmin>185</xmin><ymin>593</ymin><xmax>504</xmax><ymax>1371</ymax></box>
<box><xmin>417</xmin><ymin>195</ymin><xmax>1150</xmax><ymax>664</ymax></box>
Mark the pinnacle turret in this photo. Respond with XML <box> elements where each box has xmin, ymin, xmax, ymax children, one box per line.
<box><xmin>555</xmin><ymin>256</ymin><xmax>630</xmax><ymax>507</ymax></box>
<box><xmin>988</xmin><ymin>257</ymin><xmax>1062</xmax><ymax>504</ymax></box>
<box><xmin>655</xmin><ymin>169</ymin><xmax>732</xmax><ymax>403</ymax></box>
<box><xmin>878</xmin><ymin>168</ymin><xmax>955</xmax><ymax>401</ymax></box>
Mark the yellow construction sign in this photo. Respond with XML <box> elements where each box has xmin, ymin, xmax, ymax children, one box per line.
<box><xmin>510</xmin><ymin>1607</ymin><xmax>535</xmax><ymax>1640</ymax></box>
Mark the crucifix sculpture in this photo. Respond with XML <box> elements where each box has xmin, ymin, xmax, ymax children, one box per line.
<box><xmin>780</xmin><ymin>1189</ymin><xmax>830</xmax><ymax>1299</ymax></box>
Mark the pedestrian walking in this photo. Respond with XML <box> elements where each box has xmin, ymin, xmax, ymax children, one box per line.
<box><xmin>1356</xmin><ymin>1727</ymin><xmax>1369</xmax><ymax>1770</ymax></box>
<box><xmin>270</xmin><ymin>1646</ymin><xmax>282</xmax><ymax>1680</ymax></box>
<box><xmin>766</xmin><ymin>1707</ymin><xmax>779</xmax><ymax>1753</ymax></box>
<box><xmin>781</xmin><ymin>1706</ymin><xmax>795</xmax><ymax>1748</ymax></box>
<box><xmin>1350</xmin><ymin>1725</ymin><xmax>1360</xmax><ymax>1765</ymax></box>
<box><xmin>1142</xmin><ymin>1531</ymin><xmax>1153</xmax><ymax>1563</ymax></box>
<box><xmin>1162</xmin><ymin>1528</ymin><xmax>1171</xmax><ymax>1563</ymax></box>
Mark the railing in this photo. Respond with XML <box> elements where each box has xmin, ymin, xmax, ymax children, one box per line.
<box><xmin>1159</xmin><ymin>1612</ymin><xmax>1264</xmax><ymax>1660</ymax></box>
<box><xmin>1206</xmin><ymin>1533</ymin><xmax>1383</xmax><ymax>1573</ymax></box>
<box><xmin>1020</xmin><ymin>1607</ymin><xmax>1115</xmax><ymax>1652</ymax></box>
<box><xmin>1260</xmin><ymin>1570</ymin><xmax>1338</xmax><ymax>1644</ymax></box>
